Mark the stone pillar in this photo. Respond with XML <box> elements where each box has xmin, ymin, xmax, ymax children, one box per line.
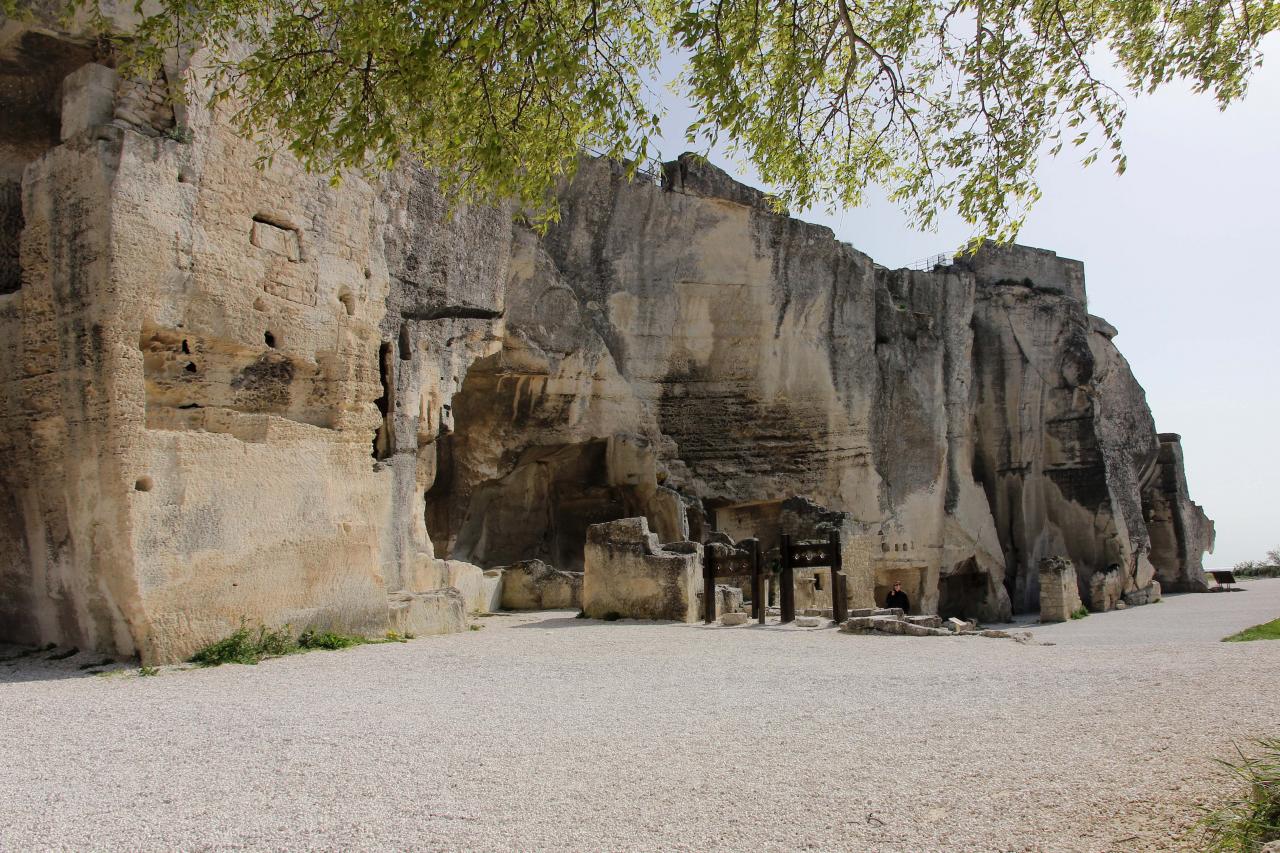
<box><xmin>1039</xmin><ymin>556</ymin><xmax>1083</xmax><ymax>622</ymax></box>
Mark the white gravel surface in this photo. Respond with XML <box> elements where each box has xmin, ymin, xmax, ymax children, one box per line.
<box><xmin>2</xmin><ymin>579</ymin><xmax>1278</xmax><ymax>852</ymax></box>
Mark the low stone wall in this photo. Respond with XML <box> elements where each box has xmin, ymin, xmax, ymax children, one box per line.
<box><xmin>583</xmin><ymin>518</ymin><xmax>700</xmax><ymax>622</ymax></box>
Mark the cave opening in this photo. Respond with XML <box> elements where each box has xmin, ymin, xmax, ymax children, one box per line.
<box><xmin>425</xmin><ymin>358</ymin><xmax>681</xmax><ymax>572</ymax></box>
<box><xmin>938</xmin><ymin>559</ymin><xmax>989</xmax><ymax>620</ymax></box>
<box><xmin>372</xmin><ymin>342</ymin><xmax>393</xmax><ymax>460</ymax></box>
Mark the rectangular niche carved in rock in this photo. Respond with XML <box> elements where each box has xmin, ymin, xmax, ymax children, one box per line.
<box><xmin>250</xmin><ymin>215</ymin><xmax>301</xmax><ymax>262</ymax></box>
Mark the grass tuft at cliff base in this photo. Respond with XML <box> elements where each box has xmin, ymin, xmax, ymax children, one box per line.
<box><xmin>189</xmin><ymin>621</ymin><xmax>409</xmax><ymax>666</ymax></box>
<box><xmin>1222</xmin><ymin>618</ymin><xmax>1280</xmax><ymax>643</ymax></box>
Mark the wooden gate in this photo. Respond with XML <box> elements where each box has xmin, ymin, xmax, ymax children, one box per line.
<box><xmin>779</xmin><ymin>532</ymin><xmax>848</xmax><ymax>624</ymax></box>
<box><xmin>702</xmin><ymin>539</ymin><xmax>765</xmax><ymax>625</ymax></box>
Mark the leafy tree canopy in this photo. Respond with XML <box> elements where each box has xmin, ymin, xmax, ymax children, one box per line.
<box><xmin>6</xmin><ymin>0</ymin><xmax>1277</xmax><ymax>236</ymax></box>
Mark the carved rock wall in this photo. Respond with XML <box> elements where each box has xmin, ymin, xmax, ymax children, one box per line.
<box><xmin>0</xmin><ymin>27</ymin><xmax>1214</xmax><ymax>658</ymax></box>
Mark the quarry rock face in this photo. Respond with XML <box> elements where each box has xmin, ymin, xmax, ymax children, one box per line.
<box><xmin>0</xmin><ymin>25</ymin><xmax>1214</xmax><ymax>660</ymax></box>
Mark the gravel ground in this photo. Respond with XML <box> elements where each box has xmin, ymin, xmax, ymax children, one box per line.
<box><xmin>2</xmin><ymin>579</ymin><xmax>1278</xmax><ymax>852</ymax></box>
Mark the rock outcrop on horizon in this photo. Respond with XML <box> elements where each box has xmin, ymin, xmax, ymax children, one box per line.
<box><xmin>0</xmin><ymin>20</ymin><xmax>1214</xmax><ymax>661</ymax></box>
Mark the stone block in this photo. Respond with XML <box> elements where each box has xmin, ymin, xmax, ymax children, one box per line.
<box><xmin>873</xmin><ymin>608</ymin><xmax>905</xmax><ymax>618</ymax></box>
<box><xmin>1039</xmin><ymin>556</ymin><xmax>1084</xmax><ymax>622</ymax></box>
<box><xmin>905</xmin><ymin>614</ymin><xmax>942</xmax><ymax>629</ymax></box>
<box><xmin>1087</xmin><ymin>564</ymin><xmax>1125</xmax><ymax>612</ymax></box>
<box><xmin>481</xmin><ymin>570</ymin><xmax>504</xmax><ymax>612</ymax></box>
<box><xmin>795</xmin><ymin>616</ymin><xmax>822</xmax><ymax>627</ymax></box>
<box><xmin>387</xmin><ymin>589</ymin><xmax>465</xmax><ymax>637</ymax></box>
<box><xmin>696</xmin><ymin>584</ymin><xmax>745</xmax><ymax>620</ymax></box>
<box><xmin>498</xmin><ymin>560</ymin><xmax>583</xmax><ymax>610</ymax></box>
<box><xmin>443</xmin><ymin>559</ymin><xmax>489</xmax><ymax>614</ymax></box>
<box><xmin>1123</xmin><ymin>581</ymin><xmax>1161</xmax><ymax>607</ymax></box>
<box><xmin>721</xmin><ymin>612</ymin><xmax>750</xmax><ymax>626</ymax></box>
<box><xmin>61</xmin><ymin>63</ymin><xmax>119</xmax><ymax>141</ymax></box>
<box><xmin>582</xmin><ymin>518</ymin><xmax>701</xmax><ymax>622</ymax></box>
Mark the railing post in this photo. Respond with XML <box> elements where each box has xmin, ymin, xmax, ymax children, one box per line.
<box><xmin>779</xmin><ymin>534</ymin><xmax>795</xmax><ymax>624</ymax></box>
<box><xmin>702</xmin><ymin>546</ymin><xmax>715</xmax><ymax>625</ymax></box>
<box><xmin>747</xmin><ymin>537</ymin><xmax>757</xmax><ymax>625</ymax></box>
<box><xmin>829</xmin><ymin>530</ymin><xmax>847</xmax><ymax>623</ymax></box>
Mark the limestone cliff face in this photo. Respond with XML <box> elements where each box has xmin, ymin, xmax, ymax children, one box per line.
<box><xmin>427</xmin><ymin>156</ymin><xmax>1212</xmax><ymax>618</ymax></box>
<box><xmin>0</xmin><ymin>26</ymin><xmax>1213</xmax><ymax>659</ymax></box>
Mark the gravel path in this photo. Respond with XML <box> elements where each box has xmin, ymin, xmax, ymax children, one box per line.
<box><xmin>2</xmin><ymin>580</ymin><xmax>1277</xmax><ymax>852</ymax></box>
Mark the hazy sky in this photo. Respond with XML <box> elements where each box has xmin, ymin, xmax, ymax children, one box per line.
<box><xmin>645</xmin><ymin>40</ymin><xmax>1279</xmax><ymax>567</ymax></box>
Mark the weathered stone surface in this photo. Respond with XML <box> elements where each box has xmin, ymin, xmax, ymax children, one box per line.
<box><xmin>1143</xmin><ymin>435</ymin><xmax>1215</xmax><ymax>592</ymax></box>
<box><xmin>695</xmin><ymin>584</ymin><xmax>745</xmax><ymax>620</ymax></box>
<box><xmin>905</xmin><ymin>614</ymin><xmax>943</xmax><ymax>629</ymax></box>
<box><xmin>840</xmin><ymin>616</ymin><xmax>867</xmax><ymax>632</ymax></box>
<box><xmin>1039</xmin><ymin>556</ymin><xmax>1084</xmax><ymax>622</ymax></box>
<box><xmin>498</xmin><ymin>560</ymin><xmax>583</xmax><ymax>610</ymax></box>
<box><xmin>582</xmin><ymin>518</ymin><xmax>700</xmax><ymax>622</ymax></box>
<box><xmin>0</xmin><ymin>18</ymin><xmax>1215</xmax><ymax>660</ymax></box>
<box><xmin>387</xmin><ymin>589</ymin><xmax>466</xmax><ymax>637</ymax></box>
<box><xmin>795</xmin><ymin>616</ymin><xmax>822</xmax><ymax>627</ymax></box>
<box><xmin>721</xmin><ymin>612</ymin><xmax>750</xmax><ymax>626</ymax></box>
<box><xmin>1123</xmin><ymin>580</ymin><xmax>1161</xmax><ymax>607</ymax></box>
<box><xmin>1088</xmin><ymin>565</ymin><xmax>1126</xmax><ymax>613</ymax></box>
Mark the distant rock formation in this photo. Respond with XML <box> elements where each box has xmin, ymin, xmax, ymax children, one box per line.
<box><xmin>0</xmin><ymin>23</ymin><xmax>1213</xmax><ymax>660</ymax></box>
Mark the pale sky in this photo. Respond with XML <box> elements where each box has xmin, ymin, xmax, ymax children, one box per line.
<box><xmin>646</xmin><ymin>39</ymin><xmax>1279</xmax><ymax>568</ymax></box>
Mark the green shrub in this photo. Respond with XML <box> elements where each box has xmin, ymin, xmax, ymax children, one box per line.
<box><xmin>189</xmin><ymin>623</ymin><xmax>272</xmax><ymax>666</ymax></box>
<box><xmin>297</xmin><ymin>630</ymin><xmax>363</xmax><ymax>650</ymax></box>
<box><xmin>188</xmin><ymin>621</ymin><xmax>418</xmax><ymax>666</ymax></box>
<box><xmin>138</xmin><ymin>665</ymin><xmax>159</xmax><ymax>677</ymax></box>
<box><xmin>1196</xmin><ymin>738</ymin><xmax>1280</xmax><ymax>851</ymax></box>
<box><xmin>1069</xmin><ymin>606</ymin><xmax>1089</xmax><ymax>620</ymax></box>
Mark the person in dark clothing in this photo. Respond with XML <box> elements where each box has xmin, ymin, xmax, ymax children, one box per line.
<box><xmin>885</xmin><ymin>581</ymin><xmax>910</xmax><ymax>612</ymax></box>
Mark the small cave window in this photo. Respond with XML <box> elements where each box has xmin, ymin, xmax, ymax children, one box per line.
<box><xmin>815</xmin><ymin>573</ymin><xmax>824</xmax><ymax>591</ymax></box>
<box><xmin>397</xmin><ymin>323</ymin><xmax>412</xmax><ymax>361</ymax></box>
<box><xmin>264</xmin><ymin>330</ymin><xmax>277</xmax><ymax>348</ymax></box>
<box><xmin>338</xmin><ymin>290</ymin><xmax>355</xmax><ymax>316</ymax></box>
<box><xmin>180</xmin><ymin>339</ymin><xmax>190</xmax><ymax>354</ymax></box>
<box><xmin>184</xmin><ymin>362</ymin><xmax>198</xmax><ymax>373</ymax></box>
<box><xmin>135</xmin><ymin>477</ymin><xmax>154</xmax><ymax>492</ymax></box>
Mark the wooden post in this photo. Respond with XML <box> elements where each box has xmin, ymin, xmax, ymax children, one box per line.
<box><xmin>703</xmin><ymin>547</ymin><xmax>715</xmax><ymax>624</ymax></box>
<box><xmin>747</xmin><ymin>540</ymin><xmax>757</xmax><ymax>622</ymax></box>
<box><xmin>829</xmin><ymin>530</ymin><xmax>847</xmax><ymax>623</ymax></box>
<box><xmin>779</xmin><ymin>534</ymin><xmax>796</xmax><ymax>624</ymax></box>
